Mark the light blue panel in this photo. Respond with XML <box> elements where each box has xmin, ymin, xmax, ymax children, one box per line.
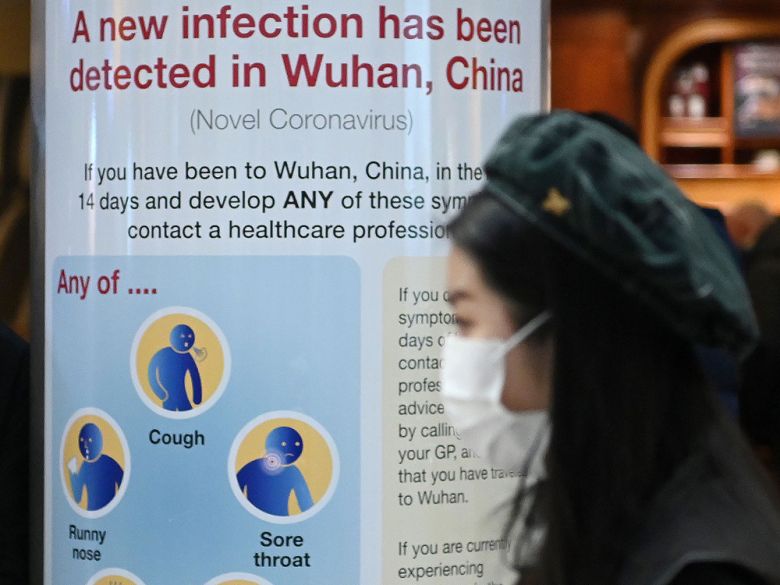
<box><xmin>52</xmin><ymin>256</ymin><xmax>360</xmax><ymax>585</ymax></box>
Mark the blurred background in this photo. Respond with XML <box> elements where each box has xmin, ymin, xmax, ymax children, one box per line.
<box><xmin>2</xmin><ymin>0</ymin><xmax>780</xmax><ymax>339</ymax></box>
<box><xmin>0</xmin><ymin>0</ymin><xmax>31</xmax><ymax>339</ymax></box>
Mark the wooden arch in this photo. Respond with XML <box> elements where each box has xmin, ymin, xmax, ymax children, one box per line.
<box><xmin>641</xmin><ymin>18</ymin><xmax>780</xmax><ymax>160</ymax></box>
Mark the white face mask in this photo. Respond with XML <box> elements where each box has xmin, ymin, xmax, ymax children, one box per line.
<box><xmin>440</xmin><ymin>311</ymin><xmax>552</xmax><ymax>475</ymax></box>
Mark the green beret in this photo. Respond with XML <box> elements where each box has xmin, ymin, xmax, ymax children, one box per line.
<box><xmin>483</xmin><ymin>110</ymin><xmax>758</xmax><ymax>356</ymax></box>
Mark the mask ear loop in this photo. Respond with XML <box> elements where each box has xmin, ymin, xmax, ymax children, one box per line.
<box><xmin>491</xmin><ymin>310</ymin><xmax>553</xmax><ymax>574</ymax></box>
<box><xmin>497</xmin><ymin>311</ymin><xmax>553</xmax><ymax>357</ymax></box>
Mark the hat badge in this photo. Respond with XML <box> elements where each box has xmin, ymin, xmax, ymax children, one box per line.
<box><xmin>543</xmin><ymin>187</ymin><xmax>571</xmax><ymax>216</ymax></box>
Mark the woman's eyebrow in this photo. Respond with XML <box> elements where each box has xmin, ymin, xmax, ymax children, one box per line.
<box><xmin>447</xmin><ymin>290</ymin><xmax>472</xmax><ymax>305</ymax></box>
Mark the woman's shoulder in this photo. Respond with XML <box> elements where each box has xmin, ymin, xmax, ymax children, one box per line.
<box><xmin>669</xmin><ymin>563</ymin><xmax>775</xmax><ymax>585</ymax></box>
<box><xmin>618</xmin><ymin>422</ymin><xmax>780</xmax><ymax>585</ymax></box>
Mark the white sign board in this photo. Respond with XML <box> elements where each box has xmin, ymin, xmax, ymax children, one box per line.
<box><xmin>40</xmin><ymin>1</ymin><xmax>548</xmax><ymax>583</ymax></box>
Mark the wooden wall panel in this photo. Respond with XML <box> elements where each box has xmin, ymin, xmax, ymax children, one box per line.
<box><xmin>0</xmin><ymin>1</ymin><xmax>30</xmax><ymax>75</ymax></box>
<box><xmin>551</xmin><ymin>10</ymin><xmax>636</xmax><ymax>126</ymax></box>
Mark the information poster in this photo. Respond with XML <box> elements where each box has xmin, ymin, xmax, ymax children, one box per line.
<box><xmin>40</xmin><ymin>1</ymin><xmax>548</xmax><ymax>584</ymax></box>
<box><xmin>734</xmin><ymin>43</ymin><xmax>780</xmax><ymax>138</ymax></box>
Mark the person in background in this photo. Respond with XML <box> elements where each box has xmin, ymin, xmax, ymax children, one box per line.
<box><xmin>0</xmin><ymin>322</ymin><xmax>28</xmax><ymax>582</ymax></box>
<box><xmin>727</xmin><ymin>202</ymin><xmax>780</xmax><ymax>349</ymax></box>
<box><xmin>441</xmin><ymin>112</ymin><xmax>780</xmax><ymax>585</ymax></box>
<box><xmin>727</xmin><ymin>202</ymin><xmax>780</xmax><ymax>487</ymax></box>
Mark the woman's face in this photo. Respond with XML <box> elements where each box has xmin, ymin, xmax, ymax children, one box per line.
<box><xmin>446</xmin><ymin>245</ymin><xmax>553</xmax><ymax>411</ymax></box>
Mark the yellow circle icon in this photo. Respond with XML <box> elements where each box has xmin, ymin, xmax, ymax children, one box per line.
<box><xmin>61</xmin><ymin>409</ymin><xmax>129</xmax><ymax>518</ymax></box>
<box><xmin>230</xmin><ymin>412</ymin><xmax>339</xmax><ymax>523</ymax></box>
<box><xmin>132</xmin><ymin>308</ymin><xmax>230</xmax><ymax>419</ymax></box>
<box><xmin>204</xmin><ymin>574</ymin><xmax>271</xmax><ymax>585</ymax></box>
<box><xmin>87</xmin><ymin>568</ymin><xmax>145</xmax><ymax>585</ymax></box>
<box><xmin>93</xmin><ymin>576</ymin><xmax>138</xmax><ymax>585</ymax></box>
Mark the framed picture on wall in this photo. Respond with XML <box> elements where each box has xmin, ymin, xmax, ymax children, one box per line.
<box><xmin>734</xmin><ymin>43</ymin><xmax>780</xmax><ymax>138</ymax></box>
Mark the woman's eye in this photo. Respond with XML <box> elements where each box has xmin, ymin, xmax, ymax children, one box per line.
<box><xmin>455</xmin><ymin>316</ymin><xmax>473</xmax><ymax>333</ymax></box>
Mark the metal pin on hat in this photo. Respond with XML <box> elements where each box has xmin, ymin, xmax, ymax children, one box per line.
<box><xmin>542</xmin><ymin>187</ymin><xmax>572</xmax><ymax>216</ymax></box>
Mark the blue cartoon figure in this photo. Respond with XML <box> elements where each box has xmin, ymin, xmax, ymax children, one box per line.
<box><xmin>147</xmin><ymin>324</ymin><xmax>203</xmax><ymax>411</ymax></box>
<box><xmin>68</xmin><ymin>423</ymin><xmax>124</xmax><ymax>511</ymax></box>
<box><xmin>237</xmin><ymin>426</ymin><xmax>314</xmax><ymax>516</ymax></box>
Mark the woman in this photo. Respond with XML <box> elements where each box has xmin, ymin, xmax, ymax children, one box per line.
<box><xmin>441</xmin><ymin>112</ymin><xmax>780</xmax><ymax>585</ymax></box>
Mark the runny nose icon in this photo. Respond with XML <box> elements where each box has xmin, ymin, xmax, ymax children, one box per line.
<box><xmin>67</xmin><ymin>421</ymin><xmax>124</xmax><ymax>512</ymax></box>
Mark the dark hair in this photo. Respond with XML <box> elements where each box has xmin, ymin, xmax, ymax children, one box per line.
<box><xmin>448</xmin><ymin>191</ymin><xmax>719</xmax><ymax>585</ymax></box>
